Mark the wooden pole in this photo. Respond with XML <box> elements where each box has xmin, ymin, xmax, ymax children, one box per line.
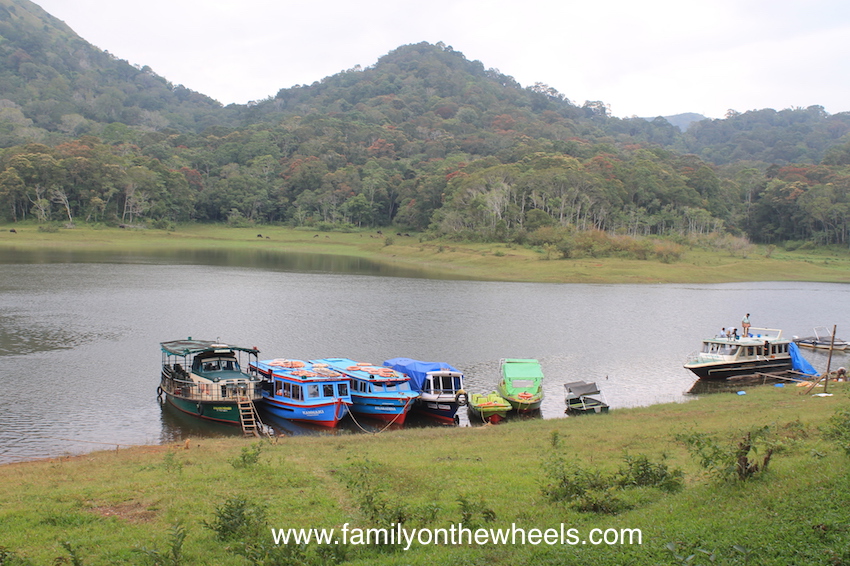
<box><xmin>824</xmin><ymin>324</ymin><xmax>837</xmax><ymax>394</ymax></box>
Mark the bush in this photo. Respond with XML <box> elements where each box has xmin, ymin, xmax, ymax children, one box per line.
<box><xmin>676</xmin><ymin>426</ymin><xmax>779</xmax><ymax>481</ymax></box>
<box><xmin>204</xmin><ymin>497</ymin><xmax>268</xmax><ymax>542</ymax></box>
<box><xmin>824</xmin><ymin>408</ymin><xmax>850</xmax><ymax>456</ymax></box>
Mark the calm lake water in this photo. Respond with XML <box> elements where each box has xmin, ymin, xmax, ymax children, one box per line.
<box><xmin>1</xmin><ymin>248</ymin><xmax>848</xmax><ymax>464</ymax></box>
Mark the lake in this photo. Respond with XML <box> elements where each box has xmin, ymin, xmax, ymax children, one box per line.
<box><xmin>1</xmin><ymin>248</ymin><xmax>847</xmax><ymax>464</ymax></box>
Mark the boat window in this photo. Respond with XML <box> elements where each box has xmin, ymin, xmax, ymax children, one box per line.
<box><xmin>719</xmin><ymin>345</ymin><xmax>738</xmax><ymax>355</ymax></box>
<box><xmin>385</xmin><ymin>383</ymin><xmax>398</xmax><ymax>392</ymax></box>
<box><xmin>323</xmin><ymin>384</ymin><xmax>334</xmax><ymax>397</ymax></box>
<box><xmin>338</xmin><ymin>383</ymin><xmax>348</xmax><ymax>397</ymax></box>
<box><xmin>203</xmin><ymin>360</ymin><xmax>220</xmax><ymax>372</ymax></box>
<box><xmin>702</xmin><ymin>342</ymin><xmax>712</xmax><ymax>353</ymax></box>
<box><xmin>747</xmin><ymin>347</ymin><xmax>754</xmax><ymax>356</ymax></box>
<box><xmin>292</xmin><ymin>385</ymin><xmax>303</xmax><ymax>401</ymax></box>
<box><xmin>275</xmin><ymin>381</ymin><xmax>283</xmax><ymax>396</ymax></box>
<box><xmin>307</xmin><ymin>384</ymin><xmax>320</xmax><ymax>398</ymax></box>
<box><xmin>222</xmin><ymin>359</ymin><xmax>237</xmax><ymax>371</ymax></box>
<box><xmin>398</xmin><ymin>382</ymin><xmax>411</xmax><ymax>391</ymax></box>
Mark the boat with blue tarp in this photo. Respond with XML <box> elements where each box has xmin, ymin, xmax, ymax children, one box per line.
<box><xmin>382</xmin><ymin>358</ymin><xmax>468</xmax><ymax>423</ymax></box>
<box><xmin>684</xmin><ymin>327</ymin><xmax>814</xmax><ymax>380</ymax></box>
<box><xmin>159</xmin><ymin>338</ymin><xmax>264</xmax><ymax>427</ymax></box>
<box><xmin>250</xmin><ymin>359</ymin><xmax>352</xmax><ymax>427</ymax></box>
<box><xmin>312</xmin><ymin>358</ymin><xmax>419</xmax><ymax>424</ymax></box>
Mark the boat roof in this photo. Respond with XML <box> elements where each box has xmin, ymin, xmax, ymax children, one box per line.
<box><xmin>564</xmin><ymin>380</ymin><xmax>602</xmax><ymax>397</ymax></box>
<box><xmin>252</xmin><ymin>359</ymin><xmax>349</xmax><ymax>381</ymax></box>
<box><xmin>383</xmin><ymin>358</ymin><xmax>461</xmax><ymax>390</ymax></box>
<box><xmin>703</xmin><ymin>327</ymin><xmax>785</xmax><ymax>344</ymax></box>
<box><xmin>314</xmin><ymin>358</ymin><xmax>409</xmax><ymax>381</ymax></box>
<box><xmin>161</xmin><ymin>339</ymin><xmax>259</xmax><ymax>357</ymax></box>
<box><xmin>501</xmin><ymin>358</ymin><xmax>544</xmax><ymax>380</ymax></box>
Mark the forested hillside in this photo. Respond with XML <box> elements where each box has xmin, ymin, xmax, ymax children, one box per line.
<box><xmin>1</xmin><ymin>0</ymin><xmax>850</xmax><ymax>249</ymax></box>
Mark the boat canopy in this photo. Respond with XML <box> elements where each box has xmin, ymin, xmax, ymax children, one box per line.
<box><xmin>564</xmin><ymin>380</ymin><xmax>601</xmax><ymax>398</ymax></box>
<box><xmin>383</xmin><ymin>358</ymin><xmax>460</xmax><ymax>391</ymax></box>
<box><xmin>788</xmin><ymin>342</ymin><xmax>818</xmax><ymax>376</ymax></box>
<box><xmin>501</xmin><ymin>358</ymin><xmax>544</xmax><ymax>382</ymax></box>
<box><xmin>161</xmin><ymin>339</ymin><xmax>259</xmax><ymax>357</ymax></box>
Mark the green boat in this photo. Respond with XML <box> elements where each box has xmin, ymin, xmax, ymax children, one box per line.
<box><xmin>496</xmin><ymin>358</ymin><xmax>545</xmax><ymax>412</ymax></box>
<box><xmin>467</xmin><ymin>392</ymin><xmax>512</xmax><ymax>424</ymax></box>
<box><xmin>159</xmin><ymin>338</ymin><xmax>265</xmax><ymax>432</ymax></box>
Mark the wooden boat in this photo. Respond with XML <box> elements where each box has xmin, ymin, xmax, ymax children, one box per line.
<box><xmin>382</xmin><ymin>358</ymin><xmax>467</xmax><ymax>423</ymax></box>
<box><xmin>794</xmin><ymin>326</ymin><xmax>848</xmax><ymax>351</ymax></box>
<box><xmin>496</xmin><ymin>358</ymin><xmax>544</xmax><ymax>412</ymax></box>
<box><xmin>250</xmin><ymin>359</ymin><xmax>352</xmax><ymax>427</ymax></box>
<box><xmin>467</xmin><ymin>392</ymin><xmax>511</xmax><ymax>423</ymax></box>
<box><xmin>564</xmin><ymin>381</ymin><xmax>609</xmax><ymax>415</ymax></box>
<box><xmin>312</xmin><ymin>358</ymin><xmax>419</xmax><ymax>424</ymax></box>
<box><xmin>159</xmin><ymin>338</ymin><xmax>265</xmax><ymax>431</ymax></box>
<box><xmin>684</xmin><ymin>327</ymin><xmax>794</xmax><ymax>380</ymax></box>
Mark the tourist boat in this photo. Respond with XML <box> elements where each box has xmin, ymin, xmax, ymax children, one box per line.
<box><xmin>159</xmin><ymin>338</ymin><xmax>264</xmax><ymax>428</ymax></box>
<box><xmin>496</xmin><ymin>358</ymin><xmax>545</xmax><ymax>412</ymax></box>
<box><xmin>382</xmin><ymin>358</ymin><xmax>468</xmax><ymax>423</ymax></box>
<box><xmin>683</xmin><ymin>327</ymin><xmax>794</xmax><ymax>380</ymax></box>
<box><xmin>564</xmin><ymin>381</ymin><xmax>609</xmax><ymax>415</ymax></box>
<box><xmin>312</xmin><ymin>358</ymin><xmax>420</xmax><ymax>424</ymax></box>
<box><xmin>250</xmin><ymin>359</ymin><xmax>352</xmax><ymax>427</ymax></box>
<box><xmin>794</xmin><ymin>326</ymin><xmax>848</xmax><ymax>351</ymax></box>
<box><xmin>467</xmin><ymin>392</ymin><xmax>511</xmax><ymax>424</ymax></box>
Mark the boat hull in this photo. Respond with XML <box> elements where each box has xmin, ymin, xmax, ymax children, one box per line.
<box><xmin>467</xmin><ymin>405</ymin><xmax>508</xmax><ymax>423</ymax></box>
<box><xmin>260</xmin><ymin>394</ymin><xmax>349</xmax><ymax>427</ymax></box>
<box><xmin>349</xmin><ymin>394</ymin><xmax>415</xmax><ymax>424</ymax></box>
<box><xmin>497</xmin><ymin>384</ymin><xmax>543</xmax><ymax>412</ymax></box>
<box><xmin>164</xmin><ymin>392</ymin><xmax>243</xmax><ymax>425</ymax></box>
<box><xmin>413</xmin><ymin>395</ymin><xmax>462</xmax><ymax>423</ymax></box>
<box><xmin>685</xmin><ymin>358</ymin><xmax>793</xmax><ymax>380</ymax></box>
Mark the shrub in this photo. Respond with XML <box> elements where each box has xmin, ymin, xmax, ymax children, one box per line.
<box><xmin>204</xmin><ymin>497</ymin><xmax>268</xmax><ymax>542</ymax></box>
<box><xmin>824</xmin><ymin>408</ymin><xmax>850</xmax><ymax>456</ymax></box>
<box><xmin>676</xmin><ymin>426</ymin><xmax>779</xmax><ymax>481</ymax></box>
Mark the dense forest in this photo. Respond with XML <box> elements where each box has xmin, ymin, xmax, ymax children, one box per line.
<box><xmin>1</xmin><ymin>0</ymin><xmax>850</xmax><ymax>249</ymax></box>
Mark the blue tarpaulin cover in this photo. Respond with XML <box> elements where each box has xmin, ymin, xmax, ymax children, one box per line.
<box><xmin>789</xmin><ymin>342</ymin><xmax>819</xmax><ymax>377</ymax></box>
<box><xmin>383</xmin><ymin>358</ymin><xmax>460</xmax><ymax>392</ymax></box>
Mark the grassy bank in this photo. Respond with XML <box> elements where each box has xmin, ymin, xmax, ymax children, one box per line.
<box><xmin>1</xmin><ymin>384</ymin><xmax>849</xmax><ymax>565</ymax></box>
<box><xmin>2</xmin><ymin>223</ymin><xmax>850</xmax><ymax>283</ymax></box>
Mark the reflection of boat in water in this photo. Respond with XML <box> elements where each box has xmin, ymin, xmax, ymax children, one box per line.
<box><xmin>250</xmin><ymin>359</ymin><xmax>352</xmax><ymax>427</ymax></box>
<box><xmin>496</xmin><ymin>358</ymin><xmax>545</xmax><ymax>412</ymax></box>
<box><xmin>159</xmin><ymin>339</ymin><xmax>265</xmax><ymax>433</ymax></box>
<box><xmin>564</xmin><ymin>381</ymin><xmax>609</xmax><ymax>415</ymax></box>
<box><xmin>683</xmin><ymin>328</ymin><xmax>794</xmax><ymax>380</ymax></box>
<box><xmin>382</xmin><ymin>358</ymin><xmax>467</xmax><ymax>423</ymax></box>
<box><xmin>794</xmin><ymin>326</ymin><xmax>848</xmax><ymax>351</ymax></box>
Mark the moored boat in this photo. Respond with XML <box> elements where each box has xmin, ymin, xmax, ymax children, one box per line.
<box><xmin>684</xmin><ymin>327</ymin><xmax>793</xmax><ymax>380</ymax></box>
<box><xmin>250</xmin><ymin>359</ymin><xmax>352</xmax><ymax>427</ymax></box>
<box><xmin>467</xmin><ymin>392</ymin><xmax>511</xmax><ymax>424</ymax></box>
<box><xmin>496</xmin><ymin>358</ymin><xmax>545</xmax><ymax>412</ymax></box>
<box><xmin>159</xmin><ymin>339</ymin><xmax>264</xmax><ymax>429</ymax></box>
<box><xmin>794</xmin><ymin>326</ymin><xmax>848</xmax><ymax>351</ymax></box>
<box><xmin>564</xmin><ymin>380</ymin><xmax>609</xmax><ymax>415</ymax></box>
<box><xmin>382</xmin><ymin>358</ymin><xmax>468</xmax><ymax>423</ymax></box>
<box><xmin>312</xmin><ymin>358</ymin><xmax>419</xmax><ymax>424</ymax></box>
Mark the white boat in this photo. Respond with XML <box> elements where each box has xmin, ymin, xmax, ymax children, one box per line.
<box><xmin>684</xmin><ymin>327</ymin><xmax>793</xmax><ymax>380</ymax></box>
<box><xmin>793</xmin><ymin>326</ymin><xmax>848</xmax><ymax>351</ymax></box>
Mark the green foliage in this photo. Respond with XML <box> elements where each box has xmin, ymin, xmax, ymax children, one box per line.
<box><xmin>617</xmin><ymin>453</ymin><xmax>684</xmax><ymax>493</ymax></box>
<box><xmin>0</xmin><ymin>546</ymin><xmax>32</xmax><ymax>566</ymax></box>
<box><xmin>676</xmin><ymin>426</ymin><xmax>780</xmax><ymax>481</ymax></box>
<box><xmin>204</xmin><ymin>497</ymin><xmax>268</xmax><ymax>542</ymax></box>
<box><xmin>341</xmin><ymin>460</ymin><xmax>411</xmax><ymax>525</ymax></box>
<box><xmin>824</xmin><ymin>407</ymin><xmax>850</xmax><ymax>456</ymax></box>
<box><xmin>229</xmin><ymin>442</ymin><xmax>264</xmax><ymax>469</ymax></box>
<box><xmin>137</xmin><ymin>523</ymin><xmax>187</xmax><ymax>566</ymax></box>
<box><xmin>456</xmin><ymin>495</ymin><xmax>496</xmax><ymax>529</ymax></box>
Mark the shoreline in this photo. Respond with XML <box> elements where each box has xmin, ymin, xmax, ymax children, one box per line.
<box><xmin>2</xmin><ymin>223</ymin><xmax>850</xmax><ymax>284</ymax></box>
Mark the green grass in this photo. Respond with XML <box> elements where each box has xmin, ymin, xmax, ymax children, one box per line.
<box><xmin>2</xmin><ymin>222</ymin><xmax>850</xmax><ymax>284</ymax></box>
<box><xmin>1</xmin><ymin>384</ymin><xmax>849</xmax><ymax>565</ymax></box>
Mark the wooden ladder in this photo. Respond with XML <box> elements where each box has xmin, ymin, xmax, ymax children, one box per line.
<box><xmin>237</xmin><ymin>398</ymin><xmax>266</xmax><ymax>437</ymax></box>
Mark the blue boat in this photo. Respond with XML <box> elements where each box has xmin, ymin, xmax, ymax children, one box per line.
<box><xmin>250</xmin><ymin>359</ymin><xmax>352</xmax><ymax>427</ymax></box>
<box><xmin>382</xmin><ymin>358</ymin><xmax>468</xmax><ymax>423</ymax></box>
<box><xmin>312</xmin><ymin>358</ymin><xmax>419</xmax><ymax>424</ymax></box>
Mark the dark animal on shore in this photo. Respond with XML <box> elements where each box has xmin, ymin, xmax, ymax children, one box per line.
<box><xmin>257</xmin><ymin>234</ymin><xmax>263</xmax><ymax>238</ymax></box>
<box><xmin>9</xmin><ymin>229</ymin><xmax>16</xmax><ymax>233</ymax></box>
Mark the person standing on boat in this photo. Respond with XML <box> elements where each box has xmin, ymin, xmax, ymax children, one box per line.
<box><xmin>742</xmin><ymin>314</ymin><xmax>751</xmax><ymax>337</ymax></box>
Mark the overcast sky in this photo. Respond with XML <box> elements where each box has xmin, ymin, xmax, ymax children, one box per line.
<box><xmin>33</xmin><ymin>0</ymin><xmax>850</xmax><ymax>119</ymax></box>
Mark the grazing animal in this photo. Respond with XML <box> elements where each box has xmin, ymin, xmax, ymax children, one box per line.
<box><xmin>314</xmin><ymin>234</ymin><xmax>319</xmax><ymax>238</ymax></box>
<box><xmin>9</xmin><ymin>229</ymin><xmax>16</xmax><ymax>233</ymax></box>
<box><xmin>396</xmin><ymin>232</ymin><xmax>402</xmax><ymax>236</ymax></box>
<box><xmin>404</xmin><ymin>233</ymin><xmax>410</xmax><ymax>237</ymax></box>
<box><xmin>257</xmin><ymin>234</ymin><xmax>263</xmax><ymax>238</ymax></box>
<box><xmin>377</xmin><ymin>230</ymin><xmax>383</xmax><ymax>235</ymax></box>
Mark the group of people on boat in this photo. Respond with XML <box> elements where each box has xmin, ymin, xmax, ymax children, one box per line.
<box><xmin>718</xmin><ymin>313</ymin><xmax>752</xmax><ymax>340</ymax></box>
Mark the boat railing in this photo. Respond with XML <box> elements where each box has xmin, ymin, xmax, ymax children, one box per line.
<box><xmin>160</xmin><ymin>367</ymin><xmax>262</xmax><ymax>401</ymax></box>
